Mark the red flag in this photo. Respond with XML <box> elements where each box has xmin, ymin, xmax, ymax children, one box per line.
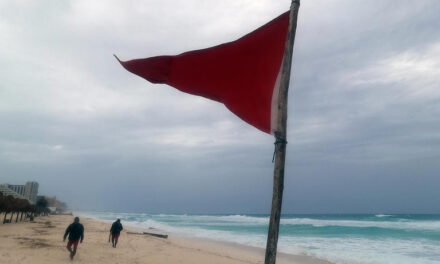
<box><xmin>117</xmin><ymin>12</ymin><xmax>289</xmax><ymax>134</ymax></box>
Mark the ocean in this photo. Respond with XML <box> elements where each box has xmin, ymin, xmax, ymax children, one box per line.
<box><xmin>82</xmin><ymin>212</ymin><xmax>440</xmax><ymax>264</ymax></box>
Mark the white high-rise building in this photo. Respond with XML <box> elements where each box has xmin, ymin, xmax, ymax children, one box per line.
<box><xmin>0</xmin><ymin>181</ymin><xmax>39</xmax><ymax>204</ymax></box>
<box><xmin>24</xmin><ymin>182</ymin><xmax>39</xmax><ymax>204</ymax></box>
<box><xmin>8</xmin><ymin>185</ymin><xmax>26</xmax><ymax>196</ymax></box>
<box><xmin>0</xmin><ymin>184</ymin><xmax>27</xmax><ymax>200</ymax></box>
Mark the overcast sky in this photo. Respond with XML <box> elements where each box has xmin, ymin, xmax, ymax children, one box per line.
<box><xmin>1</xmin><ymin>0</ymin><xmax>439</xmax><ymax>214</ymax></box>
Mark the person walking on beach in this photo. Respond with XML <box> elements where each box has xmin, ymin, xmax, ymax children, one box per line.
<box><xmin>109</xmin><ymin>219</ymin><xmax>123</xmax><ymax>248</ymax></box>
<box><xmin>63</xmin><ymin>217</ymin><xmax>84</xmax><ymax>260</ymax></box>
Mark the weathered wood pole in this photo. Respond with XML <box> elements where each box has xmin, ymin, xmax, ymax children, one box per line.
<box><xmin>264</xmin><ymin>1</ymin><xmax>300</xmax><ymax>264</ymax></box>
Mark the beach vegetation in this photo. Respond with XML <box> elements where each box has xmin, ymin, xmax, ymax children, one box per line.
<box><xmin>0</xmin><ymin>191</ymin><xmax>43</xmax><ymax>224</ymax></box>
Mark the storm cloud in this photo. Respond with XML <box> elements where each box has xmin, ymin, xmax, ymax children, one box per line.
<box><xmin>1</xmin><ymin>0</ymin><xmax>439</xmax><ymax>213</ymax></box>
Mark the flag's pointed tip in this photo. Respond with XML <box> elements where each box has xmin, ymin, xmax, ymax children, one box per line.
<box><xmin>114</xmin><ymin>54</ymin><xmax>129</xmax><ymax>70</ymax></box>
<box><xmin>113</xmin><ymin>54</ymin><xmax>123</xmax><ymax>64</ymax></box>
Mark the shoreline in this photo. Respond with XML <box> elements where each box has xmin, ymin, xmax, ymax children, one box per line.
<box><xmin>0</xmin><ymin>214</ymin><xmax>332</xmax><ymax>264</ymax></box>
<box><xmin>169</xmin><ymin>235</ymin><xmax>333</xmax><ymax>264</ymax></box>
<box><xmin>81</xmin><ymin>213</ymin><xmax>333</xmax><ymax>264</ymax></box>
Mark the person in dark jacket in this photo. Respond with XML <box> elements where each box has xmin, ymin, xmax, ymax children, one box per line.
<box><xmin>109</xmin><ymin>219</ymin><xmax>123</xmax><ymax>248</ymax></box>
<box><xmin>63</xmin><ymin>217</ymin><xmax>84</xmax><ymax>260</ymax></box>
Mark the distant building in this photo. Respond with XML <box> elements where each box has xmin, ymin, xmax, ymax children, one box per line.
<box><xmin>0</xmin><ymin>181</ymin><xmax>39</xmax><ymax>204</ymax></box>
<box><xmin>0</xmin><ymin>184</ymin><xmax>27</xmax><ymax>200</ymax></box>
<box><xmin>24</xmin><ymin>182</ymin><xmax>39</xmax><ymax>204</ymax></box>
<box><xmin>8</xmin><ymin>184</ymin><xmax>26</xmax><ymax>196</ymax></box>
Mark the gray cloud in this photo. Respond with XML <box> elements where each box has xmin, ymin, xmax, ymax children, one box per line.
<box><xmin>1</xmin><ymin>0</ymin><xmax>439</xmax><ymax>213</ymax></box>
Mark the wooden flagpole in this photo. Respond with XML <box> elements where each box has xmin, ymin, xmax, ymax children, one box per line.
<box><xmin>265</xmin><ymin>1</ymin><xmax>300</xmax><ymax>264</ymax></box>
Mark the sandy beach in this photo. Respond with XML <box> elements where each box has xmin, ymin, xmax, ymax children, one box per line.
<box><xmin>0</xmin><ymin>214</ymin><xmax>331</xmax><ymax>264</ymax></box>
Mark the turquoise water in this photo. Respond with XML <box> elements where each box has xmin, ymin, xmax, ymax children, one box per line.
<box><xmin>83</xmin><ymin>212</ymin><xmax>440</xmax><ymax>264</ymax></box>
